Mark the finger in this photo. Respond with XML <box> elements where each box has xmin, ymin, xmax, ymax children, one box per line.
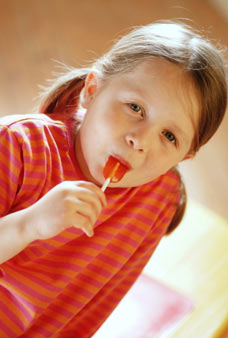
<box><xmin>70</xmin><ymin>212</ymin><xmax>94</xmax><ymax>237</ymax></box>
<box><xmin>75</xmin><ymin>181</ymin><xmax>107</xmax><ymax>208</ymax></box>
<box><xmin>71</xmin><ymin>186</ymin><xmax>105</xmax><ymax>218</ymax></box>
<box><xmin>73</xmin><ymin>198</ymin><xmax>100</xmax><ymax>226</ymax></box>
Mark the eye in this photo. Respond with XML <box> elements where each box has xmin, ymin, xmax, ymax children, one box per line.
<box><xmin>163</xmin><ymin>130</ymin><xmax>176</xmax><ymax>144</ymax></box>
<box><xmin>128</xmin><ymin>103</ymin><xmax>143</xmax><ymax>116</ymax></box>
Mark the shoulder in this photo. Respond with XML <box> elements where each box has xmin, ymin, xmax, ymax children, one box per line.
<box><xmin>0</xmin><ymin>113</ymin><xmax>52</xmax><ymax>126</ymax></box>
<box><xmin>0</xmin><ymin>113</ymin><xmax>64</xmax><ymax>130</ymax></box>
<box><xmin>0</xmin><ymin>113</ymin><xmax>68</xmax><ymax>145</ymax></box>
<box><xmin>128</xmin><ymin>169</ymin><xmax>181</xmax><ymax>227</ymax></box>
<box><xmin>139</xmin><ymin>169</ymin><xmax>180</xmax><ymax>202</ymax></box>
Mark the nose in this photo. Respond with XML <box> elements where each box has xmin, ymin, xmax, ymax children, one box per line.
<box><xmin>125</xmin><ymin>128</ymin><xmax>151</xmax><ymax>153</ymax></box>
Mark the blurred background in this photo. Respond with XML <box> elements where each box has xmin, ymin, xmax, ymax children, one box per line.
<box><xmin>0</xmin><ymin>0</ymin><xmax>227</xmax><ymax>221</ymax></box>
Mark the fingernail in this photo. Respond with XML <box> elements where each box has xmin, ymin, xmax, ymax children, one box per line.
<box><xmin>87</xmin><ymin>231</ymin><xmax>94</xmax><ymax>237</ymax></box>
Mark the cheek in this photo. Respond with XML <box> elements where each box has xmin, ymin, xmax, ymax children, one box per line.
<box><xmin>99</xmin><ymin>114</ymin><xmax>124</xmax><ymax>142</ymax></box>
<box><xmin>83</xmin><ymin>100</ymin><xmax>127</xmax><ymax>146</ymax></box>
<box><xmin>145</xmin><ymin>152</ymin><xmax>180</xmax><ymax>174</ymax></box>
<box><xmin>102</xmin><ymin>106</ymin><xmax>119</xmax><ymax>126</ymax></box>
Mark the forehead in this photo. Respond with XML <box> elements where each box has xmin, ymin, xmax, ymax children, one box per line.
<box><xmin>121</xmin><ymin>58</ymin><xmax>198</xmax><ymax>101</ymax></box>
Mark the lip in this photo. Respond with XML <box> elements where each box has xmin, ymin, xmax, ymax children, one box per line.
<box><xmin>111</xmin><ymin>154</ymin><xmax>132</xmax><ymax>170</ymax></box>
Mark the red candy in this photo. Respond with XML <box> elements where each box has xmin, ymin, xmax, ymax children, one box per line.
<box><xmin>103</xmin><ymin>156</ymin><xmax>129</xmax><ymax>183</ymax></box>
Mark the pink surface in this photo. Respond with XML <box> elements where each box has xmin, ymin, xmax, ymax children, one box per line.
<box><xmin>93</xmin><ymin>274</ymin><xmax>194</xmax><ymax>338</ymax></box>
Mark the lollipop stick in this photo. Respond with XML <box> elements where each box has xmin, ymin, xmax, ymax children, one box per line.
<box><xmin>101</xmin><ymin>177</ymin><xmax>111</xmax><ymax>192</ymax></box>
<box><xmin>101</xmin><ymin>162</ymin><xmax>120</xmax><ymax>191</ymax></box>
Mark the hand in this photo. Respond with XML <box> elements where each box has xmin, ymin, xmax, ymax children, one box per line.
<box><xmin>25</xmin><ymin>181</ymin><xmax>107</xmax><ymax>240</ymax></box>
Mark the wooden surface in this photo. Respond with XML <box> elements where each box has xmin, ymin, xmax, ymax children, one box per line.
<box><xmin>144</xmin><ymin>200</ymin><xmax>228</xmax><ymax>338</ymax></box>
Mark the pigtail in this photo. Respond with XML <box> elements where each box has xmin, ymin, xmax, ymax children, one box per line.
<box><xmin>39</xmin><ymin>67</ymin><xmax>90</xmax><ymax>115</ymax></box>
<box><xmin>166</xmin><ymin>168</ymin><xmax>187</xmax><ymax>235</ymax></box>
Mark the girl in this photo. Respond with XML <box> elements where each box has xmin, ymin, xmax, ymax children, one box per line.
<box><xmin>0</xmin><ymin>21</ymin><xmax>227</xmax><ymax>337</ymax></box>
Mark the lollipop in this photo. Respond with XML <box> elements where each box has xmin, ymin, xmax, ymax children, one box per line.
<box><xmin>101</xmin><ymin>156</ymin><xmax>129</xmax><ymax>191</ymax></box>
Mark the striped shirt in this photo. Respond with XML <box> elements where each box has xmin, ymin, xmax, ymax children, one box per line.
<box><xmin>0</xmin><ymin>113</ymin><xmax>180</xmax><ymax>337</ymax></box>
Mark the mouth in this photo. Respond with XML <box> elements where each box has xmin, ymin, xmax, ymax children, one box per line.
<box><xmin>103</xmin><ymin>154</ymin><xmax>131</xmax><ymax>184</ymax></box>
<box><xmin>111</xmin><ymin>154</ymin><xmax>132</xmax><ymax>171</ymax></box>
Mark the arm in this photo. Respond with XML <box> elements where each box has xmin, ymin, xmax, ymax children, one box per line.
<box><xmin>0</xmin><ymin>122</ymin><xmax>107</xmax><ymax>264</ymax></box>
<box><xmin>0</xmin><ymin>124</ymin><xmax>34</xmax><ymax>263</ymax></box>
<box><xmin>0</xmin><ymin>208</ymin><xmax>35</xmax><ymax>264</ymax></box>
<box><xmin>0</xmin><ymin>180</ymin><xmax>107</xmax><ymax>264</ymax></box>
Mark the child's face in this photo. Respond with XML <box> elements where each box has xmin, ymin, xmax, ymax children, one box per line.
<box><xmin>76</xmin><ymin>59</ymin><xmax>199</xmax><ymax>188</ymax></box>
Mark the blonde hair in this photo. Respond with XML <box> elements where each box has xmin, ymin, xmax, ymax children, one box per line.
<box><xmin>39</xmin><ymin>21</ymin><xmax>227</xmax><ymax>233</ymax></box>
<box><xmin>40</xmin><ymin>21</ymin><xmax>227</xmax><ymax>154</ymax></box>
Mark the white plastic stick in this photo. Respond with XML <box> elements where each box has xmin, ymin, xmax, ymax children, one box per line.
<box><xmin>101</xmin><ymin>177</ymin><xmax>111</xmax><ymax>192</ymax></box>
<box><xmin>101</xmin><ymin>162</ymin><xmax>120</xmax><ymax>192</ymax></box>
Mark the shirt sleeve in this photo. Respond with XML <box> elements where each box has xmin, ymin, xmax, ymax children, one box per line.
<box><xmin>0</xmin><ymin>125</ymin><xmax>23</xmax><ymax>216</ymax></box>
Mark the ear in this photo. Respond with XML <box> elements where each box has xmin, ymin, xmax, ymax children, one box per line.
<box><xmin>81</xmin><ymin>70</ymin><xmax>102</xmax><ymax>108</ymax></box>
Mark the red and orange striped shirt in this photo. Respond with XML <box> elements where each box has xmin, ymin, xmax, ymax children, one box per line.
<box><xmin>0</xmin><ymin>113</ymin><xmax>180</xmax><ymax>337</ymax></box>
